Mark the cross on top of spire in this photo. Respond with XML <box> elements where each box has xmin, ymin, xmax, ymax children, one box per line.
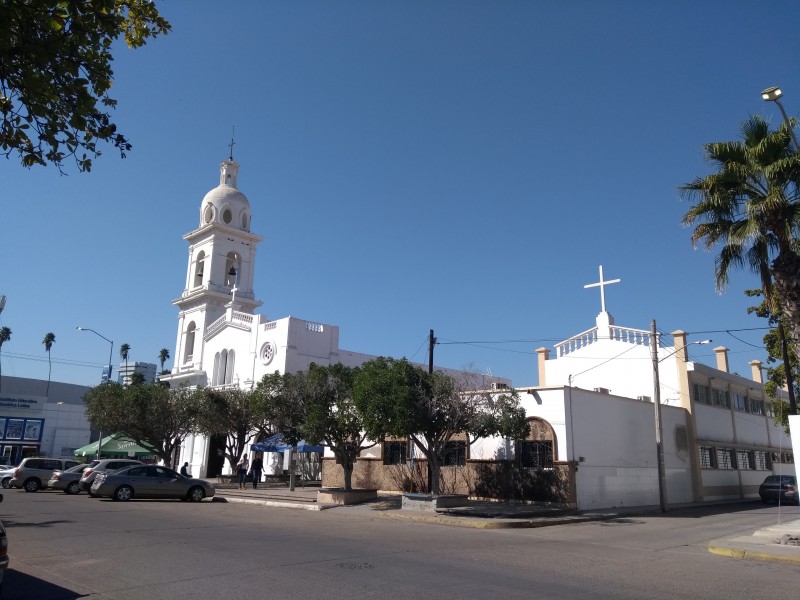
<box><xmin>583</xmin><ymin>265</ymin><xmax>621</xmax><ymax>313</ymax></box>
<box><xmin>227</xmin><ymin>132</ymin><xmax>236</xmax><ymax>161</ymax></box>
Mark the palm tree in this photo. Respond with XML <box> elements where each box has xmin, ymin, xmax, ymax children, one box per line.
<box><xmin>682</xmin><ymin>115</ymin><xmax>800</xmax><ymax>414</ymax></box>
<box><xmin>0</xmin><ymin>327</ymin><xmax>11</xmax><ymax>395</ymax></box>
<box><xmin>43</xmin><ymin>332</ymin><xmax>55</xmax><ymax>398</ymax></box>
<box><xmin>119</xmin><ymin>343</ymin><xmax>131</xmax><ymax>384</ymax></box>
<box><xmin>158</xmin><ymin>348</ymin><xmax>170</xmax><ymax>374</ymax></box>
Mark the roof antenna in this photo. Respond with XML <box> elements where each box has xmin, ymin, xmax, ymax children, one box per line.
<box><xmin>228</xmin><ymin>126</ymin><xmax>236</xmax><ymax>160</ymax></box>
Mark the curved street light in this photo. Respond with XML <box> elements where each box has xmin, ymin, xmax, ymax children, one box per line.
<box><xmin>77</xmin><ymin>326</ymin><xmax>114</xmax><ymax>460</ymax></box>
<box><xmin>762</xmin><ymin>86</ymin><xmax>800</xmax><ymax>152</ymax></box>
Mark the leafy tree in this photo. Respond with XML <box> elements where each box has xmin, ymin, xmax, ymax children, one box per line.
<box><xmin>82</xmin><ymin>381</ymin><xmax>197</xmax><ymax>466</ymax></box>
<box><xmin>119</xmin><ymin>342</ymin><xmax>130</xmax><ymax>381</ymax></box>
<box><xmin>746</xmin><ymin>289</ymin><xmax>798</xmax><ymax>429</ymax></box>
<box><xmin>251</xmin><ymin>371</ymin><xmax>306</xmax><ymax>442</ymax></box>
<box><xmin>298</xmin><ymin>363</ymin><xmax>377</xmax><ymax>491</ymax></box>
<box><xmin>158</xmin><ymin>348</ymin><xmax>170</xmax><ymax>373</ymax></box>
<box><xmin>194</xmin><ymin>387</ymin><xmax>263</xmax><ymax>473</ymax></box>
<box><xmin>353</xmin><ymin>358</ymin><xmax>529</xmax><ymax>495</ymax></box>
<box><xmin>129</xmin><ymin>370</ymin><xmax>146</xmax><ymax>385</ymax></box>
<box><xmin>42</xmin><ymin>331</ymin><xmax>55</xmax><ymax>397</ymax></box>
<box><xmin>0</xmin><ymin>0</ymin><xmax>171</xmax><ymax>172</ymax></box>
<box><xmin>0</xmin><ymin>326</ymin><xmax>11</xmax><ymax>395</ymax></box>
<box><xmin>682</xmin><ymin>115</ymin><xmax>800</xmax><ymax>415</ymax></box>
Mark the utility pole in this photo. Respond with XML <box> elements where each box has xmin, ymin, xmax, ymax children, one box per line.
<box><xmin>428</xmin><ymin>329</ymin><xmax>436</xmax><ymax>374</ymax></box>
<box><xmin>650</xmin><ymin>320</ymin><xmax>667</xmax><ymax>512</ymax></box>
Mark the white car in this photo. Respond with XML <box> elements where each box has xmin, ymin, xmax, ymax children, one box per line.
<box><xmin>0</xmin><ymin>467</ymin><xmax>17</xmax><ymax>490</ymax></box>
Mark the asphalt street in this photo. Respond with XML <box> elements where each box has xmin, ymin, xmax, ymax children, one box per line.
<box><xmin>1</xmin><ymin>489</ymin><xmax>798</xmax><ymax>599</ymax></box>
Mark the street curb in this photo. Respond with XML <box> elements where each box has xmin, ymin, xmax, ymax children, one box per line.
<box><xmin>215</xmin><ymin>495</ymin><xmax>324</xmax><ymax>511</ymax></box>
<box><xmin>375</xmin><ymin>511</ymin><xmax>608</xmax><ymax>529</ymax></box>
<box><xmin>708</xmin><ymin>543</ymin><xmax>800</xmax><ymax>566</ymax></box>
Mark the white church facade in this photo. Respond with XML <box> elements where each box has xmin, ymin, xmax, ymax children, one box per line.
<box><xmin>161</xmin><ymin>157</ymin><xmax>506</xmax><ymax>478</ymax></box>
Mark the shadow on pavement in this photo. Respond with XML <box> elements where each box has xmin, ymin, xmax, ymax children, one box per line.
<box><xmin>3</xmin><ymin>569</ymin><xmax>88</xmax><ymax>599</ymax></box>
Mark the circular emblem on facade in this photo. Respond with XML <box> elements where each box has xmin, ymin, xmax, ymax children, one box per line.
<box><xmin>260</xmin><ymin>341</ymin><xmax>275</xmax><ymax>365</ymax></box>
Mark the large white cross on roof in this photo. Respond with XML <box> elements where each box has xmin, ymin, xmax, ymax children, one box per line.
<box><xmin>584</xmin><ymin>265</ymin><xmax>621</xmax><ymax>313</ymax></box>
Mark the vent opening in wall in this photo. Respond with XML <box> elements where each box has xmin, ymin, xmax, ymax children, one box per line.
<box><xmin>260</xmin><ymin>341</ymin><xmax>275</xmax><ymax>365</ymax></box>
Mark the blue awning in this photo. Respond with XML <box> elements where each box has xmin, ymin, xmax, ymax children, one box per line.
<box><xmin>251</xmin><ymin>433</ymin><xmax>323</xmax><ymax>453</ymax></box>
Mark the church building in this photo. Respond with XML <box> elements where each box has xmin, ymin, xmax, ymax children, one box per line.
<box><xmin>161</xmin><ymin>156</ymin><xmax>506</xmax><ymax>478</ymax></box>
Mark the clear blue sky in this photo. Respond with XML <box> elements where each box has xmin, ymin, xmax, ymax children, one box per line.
<box><xmin>2</xmin><ymin>1</ymin><xmax>799</xmax><ymax>388</ymax></box>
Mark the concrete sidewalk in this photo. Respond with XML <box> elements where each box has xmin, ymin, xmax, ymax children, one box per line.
<box><xmin>210</xmin><ymin>481</ymin><xmax>800</xmax><ymax>564</ymax></box>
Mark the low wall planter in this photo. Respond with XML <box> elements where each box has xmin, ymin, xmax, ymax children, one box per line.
<box><xmin>402</xmin><ymin>493</ymin><xmax>468</xmax><ymax>512</ymax></box>
<box><xmin>318</xmin><ymin>488</ymin><xmax>378</xmax><ymax>505</ymax></box>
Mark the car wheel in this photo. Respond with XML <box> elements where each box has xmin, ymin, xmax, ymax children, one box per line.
<box><xmin>0</xmin><ymin>478</ymin><xmax>9</xmax><ymax>489</ymax></box>
<box><xmin>66</xmin><ymin>481</ymin><xmax>80</xmax><ymax>495</ymax></box>
<box><xmin>113</xmin><ymin>486</ymin><xmax>133</xmax><ymax>502</ymax></box>
<box><xmin>187</xmin><ymin>486</ymin><xmax>205</xmax><ymax>502</ymax></box>
<box><xmin>23</xmin><ymin>478</ymin><xmax>40</xmax><ymax>493</ymax></box>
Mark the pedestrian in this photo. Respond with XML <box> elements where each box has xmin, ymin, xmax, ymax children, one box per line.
<box><xmin>251</xmin><ymin>453</ymin><xmax>263</xmax><ymax>489</ymax></box>
<box><xmin>236</xmin><ymin>454</ymin><xmax>249</xmax><ymax>489</ymax></box>
<box><xmin>180</xmin><ymin>462</ymin><xmax>190</xmax><ymax>477</ymax></box>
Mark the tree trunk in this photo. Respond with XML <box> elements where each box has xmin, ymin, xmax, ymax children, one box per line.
<box><xmin>342</xmin><ymin>463</ymin><xmax>353</xmax><ymax>491</ymax></box>
<box><xmin>772</xmin><ymin>250</ymin><xmax>800</xmax><ymax>415</ymax></box>
<box><xmin>429</xmin><ymin>458</ymin><xmax>441</xmax><ymax>495</ymax></box>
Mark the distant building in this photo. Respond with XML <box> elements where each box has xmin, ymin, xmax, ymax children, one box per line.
<box><xmin>117</xmin><ymin>362</ymin><xmax>157</xmax><ymax>385</ymax></box>
<box><xmin>0</xmin><ymin>376</ymin><xmax>93</xmax><ymax>463</ymax></box>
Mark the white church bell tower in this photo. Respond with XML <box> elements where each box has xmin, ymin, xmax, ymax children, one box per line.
<box><xmin>165</xmin><ymin>156</ymin><xmax>263</xmax><ymax>386</ymax></box>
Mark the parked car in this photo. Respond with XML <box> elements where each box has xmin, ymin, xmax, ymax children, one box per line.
<box><xmin>10</xmin><ymin>457</ymin><xmax>82</xmax><ymax>492</ymax></box>
<box><xmin>79</xmin><ymin>459</ymin><xmax>144</xmax><ymax>494</ymax></box>
<box><xmin>759</xmin><ymin>475</ymin><xmax>799</xmax><ymax>504</ymax></box>
<box><xmin>90</xmin><ymin>464</ymin><xmax>215</xmax><ymax>502</ymax></box>
<box><xmin>0</xmin><ymin>466</ymin><xmax>18</xmax><ymax>490</ymax></box>
<box><xmin>48</xmin><ymin>463</ymin><xmax>92</xmax><ymax>494</ymax></box>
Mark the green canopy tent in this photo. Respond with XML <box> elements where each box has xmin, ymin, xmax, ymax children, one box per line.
<box><xmin>74</xmin><ymin>434</ymin><xmax>156</xmax><ymax>459</ymax></box>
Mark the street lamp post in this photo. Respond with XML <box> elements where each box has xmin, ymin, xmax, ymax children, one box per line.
<box><xmin>77</xmin><ymin>326</ymin><xmax>114</xmax><ymax>460</ymax></box>
<box><xmin>762</xmin><ymin>86</ymin><xmax>800</xmax><ymax>152</ymax></box>
<box><xmin>650</xmin><ymin>320</ymin><xmax>711</xmax><ymax>513</ymax></box>
<box><xmin>761</xmin><ymin>86</ymin><xmax>799</xmax><ymax>416</ymax></box>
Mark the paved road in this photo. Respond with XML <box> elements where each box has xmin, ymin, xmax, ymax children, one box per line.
<box><xmin>2</xmin><ymin>489</ymin><xmax>798</xmax><ymax>599</ymax></box>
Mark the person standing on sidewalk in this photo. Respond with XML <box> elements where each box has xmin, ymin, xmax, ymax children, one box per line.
<box><xmin>236</xmin><ymin>454</ymin><xmax>249</xmax><ymax>490</ymax></box>
<box><xmin>251</xmin><ymin>453</ymin><xmax>263</xmax><ymax>489</ymax></box>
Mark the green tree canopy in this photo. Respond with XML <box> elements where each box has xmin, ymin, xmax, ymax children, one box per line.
<box><xmin>0</xmin><ymin>326</ymin><xmax>11</xmax><ymax>395</ymax></box>
<box><xmin>298</xmin><ymin>363</ymin><xmax>376</xmax><ymax>491</ymax></box>
<box><xmin>0</xmin><ymin>0</ymin><xmax>170</xmax><ymax>172</ymax></box>
<box><xmin>682</xmin><ymin>115</ymin><xmax>800</xmax><ymax>414</ymax></box>
<box><xmin>82</xmin><ymin>381</ymin><xmax>197</xmax><ymax>466</ymax></box>
<box><xmin>746</xmin><ymin>288</ymin><xmax>798</xmax><ymax>429</ymax></box>
<box><xmin>353</xmin><ymin>358</ymin><xmax>529</xmax><ymax>495</ymax></box>
<box><xmin>194</xmin><ymin>387</ymin><xmax>265</xmax><ymax>473</ymax></box>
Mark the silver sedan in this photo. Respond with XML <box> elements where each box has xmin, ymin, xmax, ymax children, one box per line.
<box><xmin>90</xmin><ymin>465</ymin><xmax>215</xmax><ymax>502</ymax></box>
<box><xmin>48</xmin><ymin>464</ymin><xmax>91</xmax><ymax>494</ymax></box>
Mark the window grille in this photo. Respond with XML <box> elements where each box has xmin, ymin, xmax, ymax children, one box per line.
<box><xmin>383</xmin><ymin>441</ymin><xmax>407</xmax><ymax>465</ymax></box>
<box><xmin>518</xmin><ymin>441</ymin><xmax>554</xmax><ymax>470</ymax></box>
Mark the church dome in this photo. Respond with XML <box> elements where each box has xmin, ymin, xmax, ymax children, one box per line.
<box><xmin>200</xmin><ymin>158</ymin><xmax>251</xmax><ymax>232</ymax></box>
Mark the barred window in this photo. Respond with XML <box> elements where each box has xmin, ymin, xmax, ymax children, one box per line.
<box><xmin>733</xmin><ymin>393</ymin><xmax>748</xmax><ymax>412</ymax></box>
<box><xmin>699</xmin><ymin>446</ymin><xmax>717</xmax><ymax>469</ymax></box>
<box><xmin>736</xmin><ymin>450</ymin><xmax>754</xmax><ymax>470</ymax></box>
<box><xmin>518</xmin><ymin>441</ymin><xmax>554</xmax><ymax>470</ymax></box>
<box><xmin>712</xmin><ymin>388</ymin><xmax>730</xmax><ymax>409</ymax></box>
<box><xmin>693</xmin><ymin>384</ymin><xmax>711</xmax><ymax>405</ymax></box>
<box><xmin>383</xmin><ymin>441</ymin><xmax>407</xmax><ymax>465</ymax></box>
<box><xmin>442</xmin><ymin>441</ymin><xmax>466</xmax><ymax>467</ymax></box>
<box><xmin>749</xmin><ymin>399</ymin><xmax>765</xmax><ymax>416</ymax></box>
<box><xmin>754</xmin><ymin>451</ymin><xmax>770</xmax><ymax>470</ymax></box>
<box><xmin>716</xmin><ymin>448</ymin><xmax>735</xmax><ymax>469</ymax></box>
